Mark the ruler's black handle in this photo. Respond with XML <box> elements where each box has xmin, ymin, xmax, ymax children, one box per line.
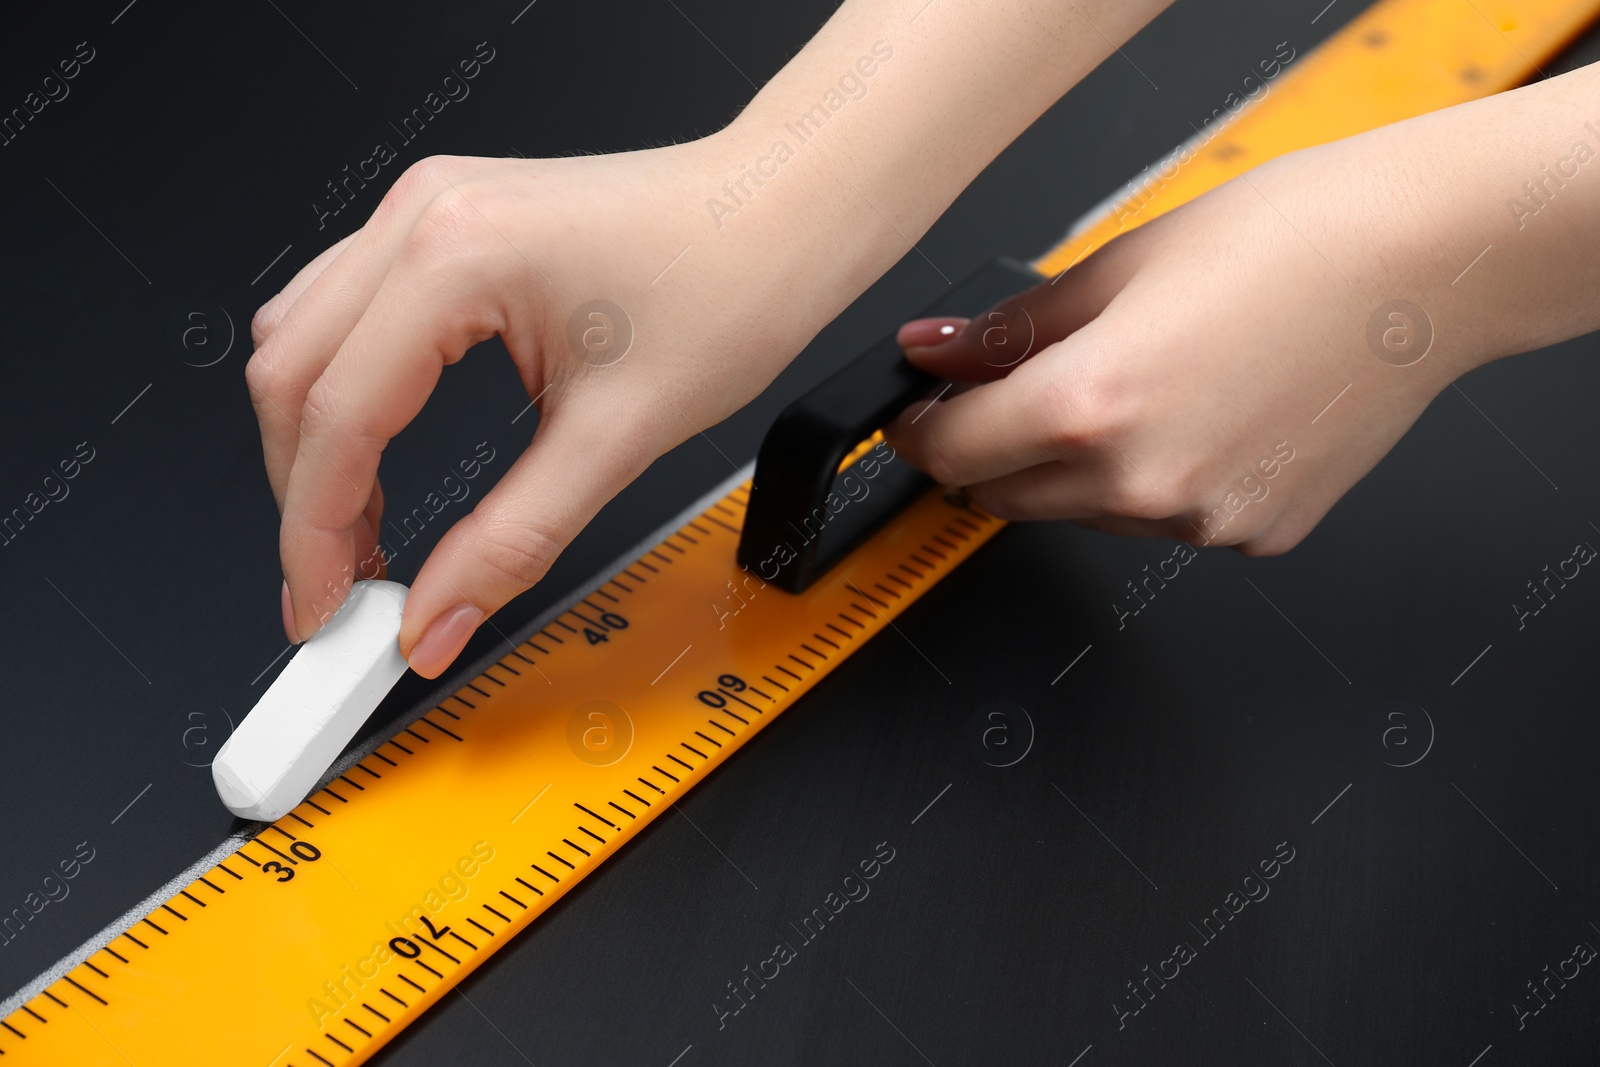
<box><xmin>738</xmin><ymin>257</ymin><xmax>1043</xmax><ymax>593</ymax></box>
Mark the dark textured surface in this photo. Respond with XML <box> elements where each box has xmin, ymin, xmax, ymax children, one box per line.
<box><xmin>2</xmin><ymin>1</ymin><xmax>1598</xmax><ymax>1064</ymax></box>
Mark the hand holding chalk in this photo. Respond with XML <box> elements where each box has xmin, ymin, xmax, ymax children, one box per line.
<box><xmin>213</xmin><ymin>580</ymin><xmax>411</xmax><ymax>821</ymax></box>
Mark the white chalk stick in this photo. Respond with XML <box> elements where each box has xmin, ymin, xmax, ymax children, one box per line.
<box><xmin>213</xmin><ymin>580</ymin><xmax>411</xmax><ymax>821</ymax></box>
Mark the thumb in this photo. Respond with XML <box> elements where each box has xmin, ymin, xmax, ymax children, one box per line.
<box><xmin>398</xmin><ymin>406</ymin><xmax>651</xmax><ymax>679</ymax></box>
<box><xmin>896</xmin><ymin>251</ymin><xmax>1132</xmax><ymax>381</ymax></box>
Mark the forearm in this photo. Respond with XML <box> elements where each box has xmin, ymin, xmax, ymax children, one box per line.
<box><xmin>1425</xmin><ymin>60</ymin><xmax>1600</xmax><ymax>366</ymax></box>
<box><xmin>1254</xmin><ymin>59</ymin><xmax>1600</xmax><ymax>387</ymax></box>
<box><xmin>696</xmin><ymin>0</ymin><xmax>1173</xmax><ymax>333</ymax></box>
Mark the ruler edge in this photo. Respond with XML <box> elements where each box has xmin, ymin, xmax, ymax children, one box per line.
<box><xmin>0</xmin><ymin>461</ymin><xmax>757</xmax><ymax>1022</ymax></box>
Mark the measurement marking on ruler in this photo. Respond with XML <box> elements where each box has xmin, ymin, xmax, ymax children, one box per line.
<box><xmin>511</xmin><ymin>783</ymin><xmax>552</xmax><ymax>824</ymax></box>
<box><xmin>112</xmin><ymin>783</ymin><xmax>152</xmax><ymax>825</ymax></box>
<box><xmin>1052</xmin><ymin>784</ymin><xmax>1158</xmax><ymax>891</ymax></box>
<box><xmin>666</xmin><ymin>1044</ymin><xmax>693</xmax><ymax>1067</ymax></box>
<box><xmin>1452</xmin><ymin>643</ymin><xmax>1492</xmax><ymax>686</ymax></box>
<box><xmin>1051</xmin><ymin>644</ymin><xmax>1092</xmax><ymax>684</ymax></box>
<box><xmin>1310</xmin><ymin>783</ymin><xmax>1351</xmax><ymax>825</ymax></box>
<box><xmin>652</xmin><ymin>644</ymin><xmax>693</xmax><ymax>685</ymax></box>
<box><xmin>673</xmin><ymin>802</ymin><xmax>758</xmax><ymax>890</ymax></box>
<box><xmin>911</xmin><ymin>783</ymin><xmax>952</xmax><ymax>825</ymax></box>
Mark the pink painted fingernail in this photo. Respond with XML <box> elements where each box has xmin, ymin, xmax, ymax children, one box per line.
<box><xmin>281</xmin><ymin>579</ymin><xmax>300</xmax><ymax>644</ymax></box>
<box><xmin>898</xmin><ymin>317</ymin><xmax>968</xmax><ymax>351</ymax></box>
<box><xmin>408</xmin><ymin>603</ymin><xmax>485</xmax><ymax>679</ymax></box>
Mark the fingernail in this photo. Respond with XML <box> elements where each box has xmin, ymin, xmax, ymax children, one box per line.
<box><xmin>408</xmin><ymin>603</ymin><xmax>484</xmax><ymax>679</ymax></box>
<box><xmin>281</xmin><ymin>580</ymin><xmax>300</xmax><ymax>644</ymax></box>
<box><xmin>898</xmin><ymin>317</ymin><xmax>968</xmax><ymax>352</ymax></box>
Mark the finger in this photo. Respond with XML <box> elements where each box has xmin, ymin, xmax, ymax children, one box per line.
<box><xmin>897</xmin><ymin>245</ymin><xmax>1136</xmax><ymax>382</ymax></box>
<box><xmin>246</xmin><ymin>225</ymin><xmax>404</xmax><ymax>515</ymax></box>
<box><xmin>363</xmin><ymin>477</ymin><xmax>385</xmax><ymax>550</ymax></box>
<box><xmin>965</xmin><ymin>464</ymin><xmax>1184</xmax><ymax>539</ymax></box>
<box><xmin>245</xmin><ymin>161</ymin><xmax>459</xmax><ymax>515</ymax></box>
<box><xmin>399</xmin><ymin>397</ymin><xmax>656</xmax><ymax>678</ymax></box>
<box><xmin>1073</xmin><ymin>515</ymin><xmax>1190</xmax><ymax>541</ymax></box>
<box><xmin>965</xmin><ymin>446</ymin><xmax>1217</xmax><ymax>538</ymax></box>
<box><xmin>885</xmin><ymin>349</ymin><xmax>1088</xmax><ymax>487</ymax></box>
<box><xmin>962</xmin><ymin>459</ymin><xmax>1109</xmax><ymax>521</ymax></box>
<box><xmin>354</xmin><ymin>477</ymin><xmax>387</xmax><ymax>582</ymax></box>
<box><xmin>251</xmin><ymin>233</ymin><xmax>356</xmax><ymax>347</ymax></box>
<box><xmin>279</xmin><ymin>239</ymin><xmax>506</xmax><ymax>639</ymax></box>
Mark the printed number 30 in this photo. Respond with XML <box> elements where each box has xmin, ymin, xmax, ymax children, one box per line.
<box><xmin>260</xmin><ymin>840</ymin><xmax>322</xmax><ymax>883</ymax></box>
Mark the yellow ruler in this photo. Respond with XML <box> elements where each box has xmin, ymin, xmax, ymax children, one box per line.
<box><xmin>2</xmin><ymin>474</ymin><xmax>1005</xmax><ymax>1067</ymax></box>
<box><xmin>3</xmin><ymin>0</ymin><xmax>1594</xmax><ymax>1062</ymax></box>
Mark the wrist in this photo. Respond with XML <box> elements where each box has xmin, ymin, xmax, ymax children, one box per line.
<box><xmin>1354</xmin><ymin>65</ymin><xmax>1600</xmax><ymax>382</ymax></box>
<box><xmin>683</xmin><ymin>113</ymin><xmax>906</xmax><ymax>339</ymax></box>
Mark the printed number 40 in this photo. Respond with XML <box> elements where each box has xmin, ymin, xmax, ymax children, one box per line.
<box><xmin>584</xmin><ymin>612</ymin><xmax>629</xmax><ymax>646</ymax></box>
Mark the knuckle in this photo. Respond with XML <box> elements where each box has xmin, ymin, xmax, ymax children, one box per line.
<box><xmin>385</xmin><ymin>155</ymin><xmax>462</xmax><ymax>211</ymax></box>
<box><xmin>1107</xmin><ymin>474</ymin><xmax>1185</xmax><ymax>520</ymax></box>
<box><xmin>406</xmin><ymin>193</ymin><xmax>472</xmax><ymax>258</ymax></box>
<box><xmin>1236</xmin><ymin>517</ymin><xmax>1306</xmax><ymax>557</ymax></box>
<box><xmin>297</xmin><ymin>379</ymin><xmax>341</xmax><ymax>439</ymax></box>
<box><xmin>244</xmin><ymin>346</ymin><xmax>284</xmax><ymax>407</ymax></box>
<box><xmin>473</xmin><ymin>517</ymin><xmax>563</xmax><ymax>590</ymax></box>
<box><xmin>1029</xmin><ymin>333</ymin><xmax>1132</xmax><ymax>449</ymax></box>
<box><xmin>250</xmin><ymin>301</ymin><xmax>282</xmax><ymax>347</ymax></box>
<box><xmin>403</xmin><ymin>186</ymin><xmax>501</xmax><ymax>279</ymax></box>
<box><xmin>1024</xmin><ymin>365</ymin><xmax>1113</xmax><ymax>452</ymax></box>
<box><xmin>906</xmin><ymin>434</ymin><xmax>960</xmax><ymax>487</ymax></box>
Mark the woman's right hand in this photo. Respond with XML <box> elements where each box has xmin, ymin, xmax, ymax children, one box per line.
<box><xmin>247</xmin><ymin>139</ymin><xmax>852</xmax><ymax>677</ymax></box>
